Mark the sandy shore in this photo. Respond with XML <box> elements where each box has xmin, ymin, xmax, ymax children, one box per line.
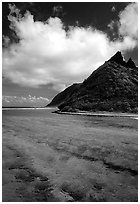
<box><xmin>3</xmin><ymin>109</ymin><xmax>138</xmax><ymax>201</ymax></box>
<box><xmin>54</xmin><ymin>110</ymin><xmax>138</xmax><ymax>118</ymax></box>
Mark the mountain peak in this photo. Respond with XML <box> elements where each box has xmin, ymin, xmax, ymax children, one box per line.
<box><xmin>108</xmin><ymin>51</ymin><xmax>126</xmax><ymax>66</ymax></box>
<box><xmin>126</xmin><ymin>58</ymin><xmax>136</xmax><ymax>68</ymax></box>
<box><xmin>47</xmin><ymin>51</ymin><xmax>138</xmax><ymax>113</ymax></box>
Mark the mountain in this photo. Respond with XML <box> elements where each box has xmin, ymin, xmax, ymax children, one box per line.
<box><xmin>47</xmin><ymin>51</ymin><xmax>138</xmax><ymax>113</ymax></box>
<box><xmin>47</xmin><ymin>83</ymin><xmax>81</xmax><ymax>107</ymax></box>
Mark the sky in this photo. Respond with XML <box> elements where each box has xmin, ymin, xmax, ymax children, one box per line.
<box><xmin>2</xmin><ymin>2</ymin><xmax>138</xmax><ymax>107</ymax></box>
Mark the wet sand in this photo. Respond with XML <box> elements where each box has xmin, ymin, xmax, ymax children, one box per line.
<box><xmin>2</xmin><ymin>109</ymin><xmax>138</xmax><ymax>201</ymax></box>
<box><xmin>54</xmin><ymin>109</ymin><xmax>138</xmax><ymax>118</ymax></box>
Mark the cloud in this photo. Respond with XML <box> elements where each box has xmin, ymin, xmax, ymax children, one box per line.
<box><xmin>52</xmin><ymin>5</ymin><xmax>64</xmax><ymax>17</ymax></box>
<box><xmin>118</xmin><ymin>3</ymin><xmax>138</xmax><ymax>39</ymax></box>
<box><xmin>2</xmin><ymin>35</ymin><xmax>10</xmax><ymax>47</ymax></box>
<box><xmin>111</xmin><ymin>6</ymin><xmax>116</xmax><ymax>12</ymax></box>
<box><xmin>3</xmin><ymin>3</ymin><xmax>138</xmax><ymax>90</ymax></box>
<box><xmin>2</xmin><ymin>95</ymin><xmax>49</xmax><ymax>107</ymax></box>
<box><xmin>108</xmin><ymin>20</ymin><xmax>117</xmax><ymax>31</ymax></box>
<box><xmin>108</xmin><ymin>3</ymin><xmax>138</xmax><ymax>41</ymax></box>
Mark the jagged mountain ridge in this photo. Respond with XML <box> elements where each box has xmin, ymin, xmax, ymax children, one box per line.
<box><xmin>47</xmin><ymin>51</ymin><xmax>138</xmax><ymax>113</ymax></box>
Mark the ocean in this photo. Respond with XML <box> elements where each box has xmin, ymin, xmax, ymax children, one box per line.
<box><xmin>2</xmin><ymin>108</ymin><xmax>138</xmax><ymax>202</ymax></box>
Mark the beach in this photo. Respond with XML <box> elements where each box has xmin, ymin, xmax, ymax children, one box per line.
<box><xmin>2</xmin><ymin>108</ymin><xmax>138</xmax><ymax>201</ymax></box>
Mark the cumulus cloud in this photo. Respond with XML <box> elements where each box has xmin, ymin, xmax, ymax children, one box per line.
<box><xmin>2</xmin><ymin>95</ymin><xmax>49</xmax><ymax>107</ymax></box>
<box><xmin>108</xmin><ymin>3</ymin><xmax>138</xmax><ymax>40</ymax></box>
<box><xmin>118</xmin><ymin>3</ymin><xmax>138</xmax><ymax>39</ymax></box>
<box><xmin>2</xmin><ymin>3</ymin><xmax>138</xmax><ymax>90</ymax></box>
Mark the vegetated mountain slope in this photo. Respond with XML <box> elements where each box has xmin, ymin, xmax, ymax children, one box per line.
<box><xmin>47</xmin><ymin>83</ymin><xmax>82</xmax><ymax>107</ymax></box>
<box><xmin>47</xmin><ymin>52</ymin><xmax>138</xmax><ymax>113</ymax></box>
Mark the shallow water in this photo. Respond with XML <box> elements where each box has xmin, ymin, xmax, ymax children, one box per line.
<box><xmin>2</xmin><ymin>108</ymin><xmax>138</xmax><ymax>202</ymax></box>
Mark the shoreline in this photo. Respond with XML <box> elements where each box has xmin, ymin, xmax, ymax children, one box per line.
<box><xmin>2</xmin><ymin>107</ymin><xmax>138</xmax><ymax>119</ymax></box>
<box><xmin>54</xmin><ymin>110</ymin><xmax>138</xmax><ymax>118</ymax></box>
<box><xmin>2</xmin><ymin>107</ymin><xmax>56</xmax><ymax>111</ymax></box>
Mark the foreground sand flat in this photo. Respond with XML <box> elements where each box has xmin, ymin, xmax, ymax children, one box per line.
<box><xmin>2</xmin><ymin>109</ymin><xmax>138</xmax><ymax>201</ymax></box>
